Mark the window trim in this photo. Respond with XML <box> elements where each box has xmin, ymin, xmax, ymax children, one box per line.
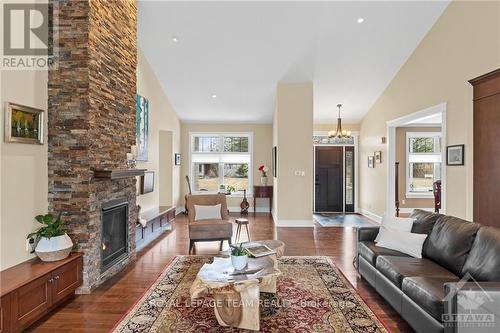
<box><xmin>405</xmin><ymin>132</ymin><xmax>442</xmax><ymax>198</ymax></box>
<box><xmin>189</xmin><ymin>132</ymin><xmax>253</xmax><ymax>196</ymax></box>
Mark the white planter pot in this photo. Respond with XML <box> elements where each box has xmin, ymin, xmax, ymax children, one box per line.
<box><xmin>231</xmin><ymin>254</ymin><xmax>248</xmax><ymax>270</ymax></box>
<box><xmin>35</xmin><ymin>234</ymin><xmax>73</xmax><ymax>262</ymax></box>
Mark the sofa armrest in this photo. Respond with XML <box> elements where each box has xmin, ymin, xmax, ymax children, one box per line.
<box><xmin>357</xmin><ymin>227</ymin><xmax>380</xmax><ymax>242</ymax></box>
<box><xmin>443</xmin><ymin>282</ymin><xmax>500</xmax><ymax>331</ymax></box>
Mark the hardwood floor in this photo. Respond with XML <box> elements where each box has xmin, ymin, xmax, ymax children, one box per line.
<box><xmin>29</xmin><ymin>213</ymin><xmax>413</xmax><ymax>332</ymax></box>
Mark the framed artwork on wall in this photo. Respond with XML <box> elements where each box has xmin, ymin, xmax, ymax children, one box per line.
<box><xmin>447</xmin><ymin>144</ymin><xmax>464</xmax><ymax>166</ymax></box>
<box><xmin>175</xmin><ymin>153</ymin><xmax>181</xmax><ymax>166</ymax></box>
<box><xmin>368</xmin><ymin>156</ymin><xmax>374</xmax><ymax>168</ymax></box>
<box><xmin>135</xmin><ymin>95</ymin><xmax>149</xmax><ymax>161</ymax></box>
<box><xmin>375</xmin><ymin>151</ymin><xmax>382</xmax><ymax>163</ymax></box>
<box><xmin>272</xmin><ymin>146</ymin><xmax>277</xmax><ymax>178</ymax></box>
<box><xmin>4</xmin><ymin>102</ymin><xmax>44</xmax><ymax>145</ymax></box>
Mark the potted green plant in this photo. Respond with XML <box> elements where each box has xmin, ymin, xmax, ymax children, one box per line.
<box><xmin>231</xmin><ymin>243</ymin><xmax>249</xmax><ymax>270</ymax></box>
<box><xmin>27</xmin><ymin>212</ymin><xmax>73</xmax><ymax>262</ymax></box>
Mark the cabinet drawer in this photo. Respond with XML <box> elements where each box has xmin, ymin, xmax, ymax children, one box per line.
<box><xmin>52</xmin><ymin>257</ymin><xmax>82</xmax><ymax>303</ymax></box>
<box><xmin>11</xmin><ymin>273</ymin><xmax>52</xmax><ymax>331</ymax></box>
<box><xmin>1</xmin><ymin>294</ymin><xmax>11</xmax><ymax>333</ymax></box>
<box><xmin>253</xmin><ymin>186</ymin><xmax>272</xmax><ymax>197</ymax></box>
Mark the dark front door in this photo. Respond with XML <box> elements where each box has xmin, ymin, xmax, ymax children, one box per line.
<box><xmin>315</xmin><ymin>146</ymin><xmax>343</xmax><ymax>212</ymax></box>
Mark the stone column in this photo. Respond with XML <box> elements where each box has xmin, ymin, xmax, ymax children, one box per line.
<box><xmin>48</xmin><ymin>0</ymin><xmax>137</xmax><ymax>293</ymax></box>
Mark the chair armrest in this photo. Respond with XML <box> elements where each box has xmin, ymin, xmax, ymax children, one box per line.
<box><xmin>357</xmin><ymin>227</ymin><xmax>380</xmax><ymax>242</ymax></box>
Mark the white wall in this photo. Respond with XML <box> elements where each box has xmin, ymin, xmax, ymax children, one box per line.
<box><xmin>273</xmin><ymin>82</ymin><xmax>314</xmax><ymax>225</ymax></box>
<box><xmin>1</xmin><ymin>69</ymin><xmax>48</xmax><ymax>270</ymax></box>
<box><xmin>136</xmin><ymin>50</ymin><xmax>182</xmax><ymax>211</ymax></box>
<box><xmin>359</xmin><ymin>1</ymin><xmax>500</xmax><ymax>220</ymax></box>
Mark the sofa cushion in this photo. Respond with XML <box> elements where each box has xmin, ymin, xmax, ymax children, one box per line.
<box><xmin>402</xmin><ymin>276</ymin><xmax>459</xmax><ymax>322</ymax></box>
<box><xmin>423</xmin><ymin>216</ymin><xmax>480</xmax><ymax>276</ymax></box>
<box><xmin>358</xmin><ymin>241</ymin><xmax>409</xmax><ymax>266</ymax></box>
<box><xmin>461</xmin><ymin>226</ymin><xmax>500</xmax><ymax>281</ymax></box>
<box><xmin>410</xmin><ymin>209</ymin><xmax>443</xmax><ymax>234</ymax></box>
<box><xmin>376</xmin><ymin>256</ymin><xmax>457</xmax><ymax>288</ymax></box>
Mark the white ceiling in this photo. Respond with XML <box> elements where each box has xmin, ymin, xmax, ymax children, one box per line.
<box><xmin>138</xmin><ymin>1</ymin><xmax>449</xmax><ymax>124</ymax></box>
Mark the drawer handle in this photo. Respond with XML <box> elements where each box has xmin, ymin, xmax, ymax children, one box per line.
<box><xmin>48</xmin><ymin>278</ymin><xmax>54</xmax><ymax>283</ymax></box>
<box><xmin>54</xmin><ymin>275</ymin><xmax>60</xmax><ymax>280</ymax></box>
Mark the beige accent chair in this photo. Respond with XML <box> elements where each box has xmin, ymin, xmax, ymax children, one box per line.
<box><xmin>186</xmin><ymin>194</ymin><xmax>233</xmax><ymax>253</ymax></box>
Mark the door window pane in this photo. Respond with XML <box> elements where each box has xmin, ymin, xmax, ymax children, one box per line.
<box><xmin>193</xmin><ymin>163</ymin><xmax>219</xmax><ymax>191</ymax></box>
<box><xmin>223</xmin><ymin>136</ymin><xmax>249</xmax><ymax>152</ymax></box>
<box><xmin>223</xmin><ymin>163</ymin><xmax>248</xmax><ymax>192</ymax></box>
<box><xmin>193</xmin><ymin>136</ymin><xmax>220</xmax><ymax>152</ymax></box>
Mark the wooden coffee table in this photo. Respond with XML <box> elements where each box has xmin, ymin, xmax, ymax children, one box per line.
<box><xmin>190</xmin><ymin>240</ymin><xmax>285</xmax><ymax>331</ymax></box>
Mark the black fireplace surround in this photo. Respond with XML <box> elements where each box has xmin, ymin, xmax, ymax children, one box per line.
<box><xmin>101</xmin><ymin>199</ymin><xmax>129</xmax><ymax>273</ymax></box>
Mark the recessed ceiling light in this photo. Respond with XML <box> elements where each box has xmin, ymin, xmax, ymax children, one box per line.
<box><xmin>211</xmin><ymin>94</ymin><xmax>217</xmax><ymax>99</ymax></box>
<box><xmin>171</xmin><ymin>36</ymin><xmax>179</xmax><ymax>43</ymax></box>
<box><xmin>357</xmin><ymin>17</ymin><xmax>364</xmax><ymax>24</ymax></box>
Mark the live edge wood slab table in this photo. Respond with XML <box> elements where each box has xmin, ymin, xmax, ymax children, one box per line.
<box><xmin>0</xmin><ymin>252</ymin><xmax>83</xmax><ymax>333</ymax></box>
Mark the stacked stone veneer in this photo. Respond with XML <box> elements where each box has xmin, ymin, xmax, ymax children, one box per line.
<box><xmin>48</xmin><ymin>0</ymin><xmax>137</xmax><ymax>293</ymax></box>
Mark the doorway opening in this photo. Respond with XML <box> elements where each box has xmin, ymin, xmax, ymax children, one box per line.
<box><xmin>386</xmin><ymin>103</ymin><xmax>447</xmax><ymax>217</ymax></box>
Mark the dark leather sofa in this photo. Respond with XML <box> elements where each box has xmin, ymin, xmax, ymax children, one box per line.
<box><xmin>357</xmin><ymin>210</ymin><xmax>500</xmax><ymax>333</ymax></box>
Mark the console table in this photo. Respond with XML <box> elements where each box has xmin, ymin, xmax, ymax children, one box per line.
<box><xmin>253</xmin><ymin>185</ymin><xmax>273</xmax><ymax>215</ymax></box>
<box><xmin>0</xmin><ymin>252</ymin><xmax>83</xmax><ymax>333</ymax></box>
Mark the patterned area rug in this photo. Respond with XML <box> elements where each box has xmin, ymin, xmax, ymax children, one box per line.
<box><xmin>113</xmin><ymin>256</ymin><xmax>387</xmax><ymax>333</ymax></box>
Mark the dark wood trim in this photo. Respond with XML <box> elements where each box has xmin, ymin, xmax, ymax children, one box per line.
<box><xmin>469</xmin><ymin>68</ymin><xmax>500</xmax><ymax>101</ymax></box>
<box><xmin>469</xmin><ymin>68</ymin><xmax>500</xmax><ymax>85</ymax></box>
<box><xmin>471</xmin><ymin>69</ymin><xmax>500</xmax><ymax>226</ymax></box>
<box><xmin>92</xmin><ymin>169</ymin><xmax>146</xmax><ymax>180</ymax></box>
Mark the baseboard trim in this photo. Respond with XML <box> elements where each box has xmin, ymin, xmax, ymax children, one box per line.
<box><xmin>274</xmin><ymin>219</ymin><xmax>314</xmax><ymax>227</ymax></box>
<box><xmin>398</xmin><ymin>207</ymin><xmax>433</xmax><ymax>214</ymax></box>
<box><xmin>175</xmin><ymin>206</ymin><xmax>185</xmax><ymax>215</ymax></box>
<box><xmin>227</xmin><ymin>206</ymin><xmax>270</xmax><ymax>213</ymax></box>
<box><xmin>359</xmin><ymin>208</ymin><xmax>382</xmax><ymax>223</ymax></box>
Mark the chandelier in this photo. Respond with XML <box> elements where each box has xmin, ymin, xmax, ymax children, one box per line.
<box><xmin>328</xmin><ymin>104</ymin><xmax>351</xmax><ymax>138</ymax></box>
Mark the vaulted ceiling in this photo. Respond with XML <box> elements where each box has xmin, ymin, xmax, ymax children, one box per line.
<box><xmin>138</xmin><ymin>1</ymin><xmax>449</xmax><ymax>124</ymax></box>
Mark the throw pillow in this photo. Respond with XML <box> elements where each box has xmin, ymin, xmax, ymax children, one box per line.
<box><xmin>376</xmin><ymin>228</ymin><xmax>428</xmax><ymax>258</ymax></box>
<box><xmin>194</xmin><ymin>204</ymin><xmax>222</xmax><ymax>221</ymax></box>
<box><xmin>374</xmin><ymin>214</ymin><xmax>414</xmax><ymax>242</ymax></box>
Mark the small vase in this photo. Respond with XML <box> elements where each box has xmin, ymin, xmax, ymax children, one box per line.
<box><xmin>35</xmin><ymin>234</ymin><xmax>73</xmax><ymax>262</ymax></box>
<box><xmin>231</xmin><ymin>254</ymin><xmax>248</xmax><ymax>270</ymax></box>
<box><xmin>260</xmin><ymin>176</ymin><xmax>268</xmax><ymax>186</ymax></box>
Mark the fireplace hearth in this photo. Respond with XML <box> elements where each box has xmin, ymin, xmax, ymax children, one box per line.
<box><xmin>101</xmin><ymin>199</ymin><xmax>129</xmax><ymax>273</ymax></box>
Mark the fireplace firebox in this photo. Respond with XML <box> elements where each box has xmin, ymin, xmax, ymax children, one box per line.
<box><xmin>101</xmin><ymin>199</ymin><xmax>129</xmax><ymax>273</ymax></box>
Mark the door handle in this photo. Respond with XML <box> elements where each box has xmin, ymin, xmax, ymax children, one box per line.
<box><xmin>48</xmin><ymin>278</ymin><xmax>54</xmax><ymax>283</ymax></box>
<box><xmin>54</xmin><ymin>275</ymin><xmax>60</xmax><ymax>280</ymax></box>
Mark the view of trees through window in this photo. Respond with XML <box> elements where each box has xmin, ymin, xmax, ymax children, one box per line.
<box><xmin>407</xmin><ymin>134</ymin><xmax>442</xmax><ymax>194</ymax></box>
<box><xmin>191</xmin><ymin>134</ymin><xmax>251</xmax><ymax>193</ymax></box>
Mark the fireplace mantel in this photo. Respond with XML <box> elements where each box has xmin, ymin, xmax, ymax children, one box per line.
<box><xmin>93</xmin><ymin>169</ymin><xmax>146</xmax><ymax>180</ymax></box>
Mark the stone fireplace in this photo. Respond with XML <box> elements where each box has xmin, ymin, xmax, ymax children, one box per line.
<box><xmin>47</xmin><ymin>0</ymin><xmax>137</xmax><ymax>293</ymax></box>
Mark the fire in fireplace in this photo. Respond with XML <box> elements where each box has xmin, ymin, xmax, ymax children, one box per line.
<box><xmin>101</xmin><ymin>199</ymin><xmax>129</xmax><ymax>273</ymax></box>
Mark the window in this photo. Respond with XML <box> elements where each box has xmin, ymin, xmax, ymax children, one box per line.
<box><xmin>406</xmin><ymin>132</ymin><xmax>442</xmax><ymax>197</ymax></box>
<box><xmin>190</xmin><ymin>133</ymin><xmax>252</xmax><ymax>194</ymax></box>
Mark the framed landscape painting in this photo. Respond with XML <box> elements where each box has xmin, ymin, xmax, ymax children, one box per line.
<box><xmin>136</xmin><ymin>95</ymin><xmax>149</xmax><ymax>161</ymax></box>
<box><xmin>4</xmin><ymin>103</ymin><xmax>44</xmax><ymax>144</ymax></box>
